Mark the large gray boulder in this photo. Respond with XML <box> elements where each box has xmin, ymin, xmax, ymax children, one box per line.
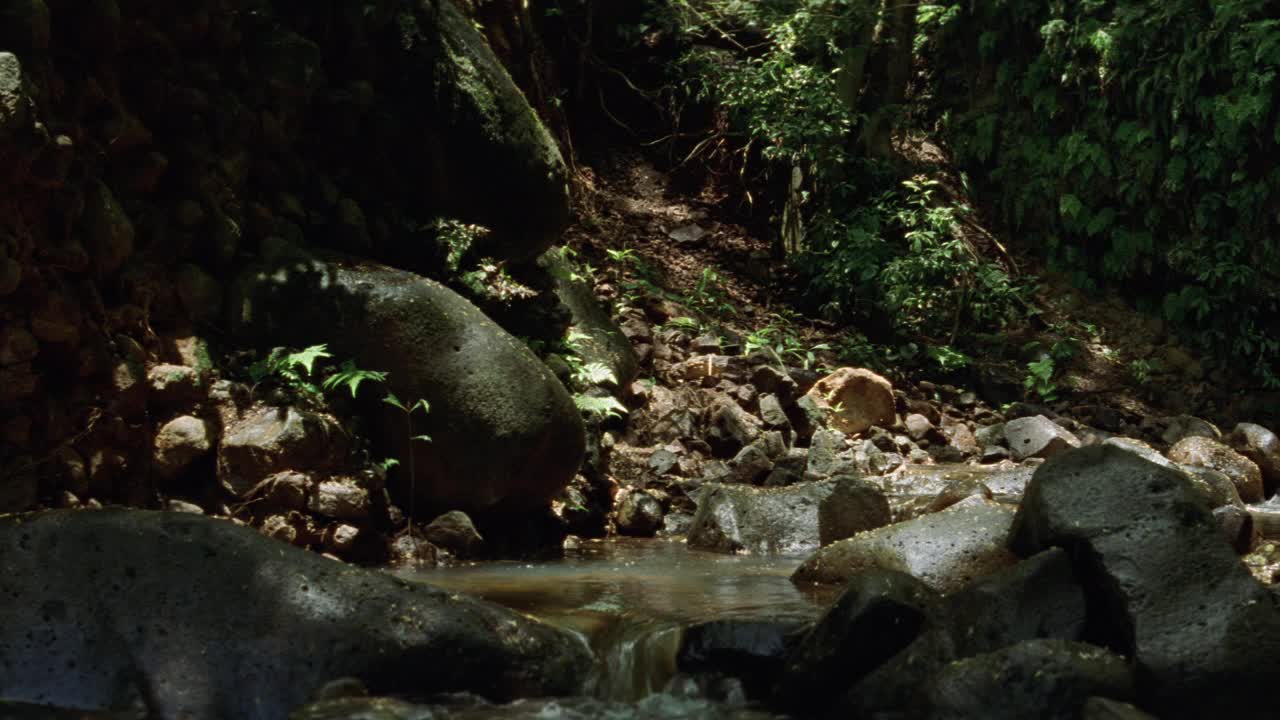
<box><xmin>687</xmin><ymin>481</ymin><xmax>834</xmax><ymax>554</ymax></box>
<box><xmin>230</xmin><ymin>252</ymin><xmax>584</xmax><ymax>511</ymax></box>
<box><xmin>793</xmin><ymin>496</ymin><xmax>1017</xmax><ymax>592</ymax></box>
<box><xmin>0</xmin><ymin>510</ymin><xmax>591</xmax><ymax>719</ymax></box>
<box><xmin>1009</xmin><ymin>445</ymin><xmax>1280</xmax><ymax>718</ymax></box>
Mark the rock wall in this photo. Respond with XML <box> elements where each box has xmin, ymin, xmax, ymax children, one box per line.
<box><xmin>0</xmin><ymin>0</ymin><xmax>573</xmax><ymax>519</ymax></box>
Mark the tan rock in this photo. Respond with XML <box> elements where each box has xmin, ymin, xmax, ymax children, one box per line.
<box><xmin>803</xmin><ymin>367</ymin><xmax>895</xmax><ymax>436</ymax></box>
<box><xmin>1168</xmin><ymin>436</ymin><xmax>1264</xmax><ymax>504</ymax></box>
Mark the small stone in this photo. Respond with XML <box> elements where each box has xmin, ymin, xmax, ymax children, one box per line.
<box><xmin>147</xmin><ymin>363</ymin><xmax>202</xmax><ymax>409</ymax></box>
<box><xmin>648</xmin><ymin>448</ymin><xmax>679</xmax><ymax>475</ymax></box>
<box><xmin>308</xmin><ymin>478</ymin><xmax>371</xmax><ymax>521</ymax></box>
<box><xmin>727</xmin><ymin>443</ymin><xmax>773</xmax><ymax>484</ymax></box>
<box><xmin>153</xmin><ymin>415</ymin><xmax>213</xmax><ymax>481</ymax></box>
<box><xmin>260</xmin><ymin>514</ymin><xmax>297</xmax><ymax>544</ymax></box>
<box><xmin>904</xmin><ymin>413</ymin><xmax>935</xmax><ymax>441</ymax></box>
<box><xmin>1230</xmin><ymin>423</ymin><xmax>1280</xmax><ymax>495</ymax></box>
<box><xmin>423</xmin><ymin>510</ymin><xmax>484</xmax><ymax>556</ymax></box>
<box><xmin>165</xmin><ymin>499</ymin><xmax>205</xmax><ymax>514</ymax></box>
<box><xmin>1004</xmin><ymin>415</ymin><xmax>1080</xmax><ymax>461</ymax></box>
<box><xmin>616</xmin><ymin>491</ymin><xmax>664</xmax><ymax>536</ymax></box>
<box><xmin>387</xmin><ymin>534</ymin><xmax>438</xmax><ymax>568</ymax></box>
<box><xmin>325</xmin><ymin>524</ymin><xmax>361</xmax><ymax>553</ymax></box>
<box><xmin>1168</xmin><ymin>435</ymin><xmax>1264</xmax><ymax>503</ymax></box>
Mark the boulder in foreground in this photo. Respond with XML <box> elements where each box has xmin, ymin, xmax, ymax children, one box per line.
<box><xmin>0</xmin><ymin>510</ymin><xmax>591</xmax><ymax>719</ymax></box>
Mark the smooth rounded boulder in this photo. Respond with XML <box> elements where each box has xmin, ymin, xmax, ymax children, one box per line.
<box><xmin>229</xmin><ymin>252</ymin><xmax>585</xmax><ymax>512</ymax></box>
<box><xmin>0</xmin><ymin>510</ymin><xmax>592</xmax><ymax>719</ymax></box>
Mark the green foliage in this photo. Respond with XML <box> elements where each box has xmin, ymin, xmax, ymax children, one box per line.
<box><xmin>935</xmin><ymin>0</ymin><xmax>1280</xmax><ymax>386</ymax></box>
<box><xmin>321</xmin><ymin>361</ymin><xmax>388</xmax><ymax>399</ymax></box>
<box><xmin>383</xmin><ymin>392</ymin><xmax>432</xmax><ymax>531</ymax></box>
<box><xmin>743</xmin><ymin>317</ymin><xmax>832</xmax><ymax>370</ymax></box>
<box><xmin>574</xmin><ymin>394</ymin><xmax>629</xmax><ymax>421</ymax></box>
<box><xmin>661</xmin><ymin>0</ymin><xmax>1032</xmax><ymax>353</ymax></box>
<box><xmin>249</xmin><ymin>344</ymin><xmax>333</xmax><ymax>398</ymax></box>
<box><xmin>1023</xmin><ymin>355</ymin><xmax>1059</xmax><ymax>403</ymax></box>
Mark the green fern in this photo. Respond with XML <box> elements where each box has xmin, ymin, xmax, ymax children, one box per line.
<box><xmin>574</xmin><ymin>395</ymin><xmax>628</xmax><ymax>421</ymax></box>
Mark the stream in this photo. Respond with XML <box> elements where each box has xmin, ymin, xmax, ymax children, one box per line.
<box><xmin>394</xmin><ymin>538</ymin><xmax>839</xmax><ymax>719</ymax></box>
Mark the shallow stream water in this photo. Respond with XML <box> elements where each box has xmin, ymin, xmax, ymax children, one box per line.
<box><xmin>394</xmin><ymin>538</ymin><xmax>839</xmax><ymax>719</ymax></box>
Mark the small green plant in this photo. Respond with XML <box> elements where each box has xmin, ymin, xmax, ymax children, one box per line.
<box><xmin>383</xmin><ymin>392</ymin><xmax>432</xmax><ymax>531</ymax></box>
<box><xmin>321</xmin><ymin>361</ymin><xmax>388</xmax><ymax>398</ymax></box>
<box><xmin>926</xmin><ymin>345</ymin><xmax>971</xmax><ymax>373</ymax></box>
<box><xmin>574</xmin><ymin>394</ymin><xmax>628</xmax><ymax>421</ymax></box>
<box><xmin>743</xmin><ymin>319</ymin><xmax>832</xmax><ymax>370</ymax></box>
<box><xmin>1128</xmin><ymin>358</ymin><xmax>1161</xmax><ymax>385</ymax></box>
<box><xmin>248</xmin><ymin>344</ymin><xmax>333</xmax><ymax>399</ymax></box>
<box><xmin>1024</xmin><ymin>356</ymin><xmax>1059</xmax><ymax>403</ymax></box>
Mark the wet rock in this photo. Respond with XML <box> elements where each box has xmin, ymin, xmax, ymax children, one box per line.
<box><xmin>777</xmin><ymin>569</ymin><xmax>940</xmax><ymax>714</ymax></box>
<box><xmin>924</xmin><ymin>476</ymin><xmax>995</xmax><ymax>514</ymax></box>
<box><xmin>218</xmin><ymin>406</ymin><xmax>348</xmax><ymax>496</ymax></box>
<box><xmin>231</xmin><ymin>253</ymin><xmax>583</xmax><ymax>511</ymax></box>
<box><xmin>679</xmin><ymin>619</ymin><xmax>807</xmax><ymax>696</ymax></box>
<box><xmin>688</xmin><ymin>481</ymin><xmax>834</xmax><ymax>554</ymax></box>
<box><xmin>818</xmin><ymin>475</ymin><xmax>891</xmax><ymax>545</ymax></box>
<box><xmin>387</xmin><ymin>533</ymin><xmax>438</xmax><ymax>569</ymax></box>
<box><xmin>615</xmin><ymin>491</ymin><xmax>663</xmax><ymax>537</ymax></box>
<box><xmin>290</xmin><ymin>696</ymin><xmax>426</xmax><ymax>720</ymax></box>
<box><xmin>1168</xmin><ymin>435</ymin><xmax>1264</xmax><ymax>503</ymax></box>
<box><xmin>152</xmin><ymin>415</ymin><xmax>213</xmax><ymax>481</ymax></box>
<box><xmin>324</xmin><ymin>524</ymin><xmax>362</xmax><ymax>554</ymax></box>
<box><xmin>923</xmin><ymin>640</ymin><xmax>1135</xmax><ymax>720</ymax></box>
<box><xmin>802</xmin><ymin>367</ymin><xmax>896</xmax><ymax>436</ymax></box>
<box><xmin>1004</xmin><ymin>415</ymin><xmax>1080</xmax><ymax>461</ymax></box>
<box><xmin>308</xmin><ymin>478</ymin><xmax>371</xmax><ymax>522</ymax></box>
<box><xmin>1008</xmin><ymin>445</ymin><xmax>1280</xmax><ymax>718</ymax></box>
<box><xmin>792</xmin><ymin>496</ymin><xmax>1017</xmax><ymax>592</ymax></box>
<box><xmin>422</xmin><ymin>511</ymin><xmax>484</xmax><ymax>555</ymax></box>
<box><xmin>648</xmin><ymin>448</ymin><xmax>679</xmax><ymax>475</ymax></box>
<box><xmin>0</xmin><ymin>511</ymin><xmax>587</xmax><ymax>717</ymax></box>
<box><xmin>877</xmin><ymin>464</ymin><xmax>1032</xmax><ymax>521</ymax></box>
<box><xmin>1230</xmin><ymin>423</ymin><xmax>1280</xmax><ymax>495</ymax></box>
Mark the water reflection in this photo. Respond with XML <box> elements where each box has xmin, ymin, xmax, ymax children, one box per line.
<box><xmin>391</xmin><ymin>538</ymin><xmax>835</xmax><ymax>717</ymax></box>
<box><xmin>400</xmin><ymin>537</ymin><xmax>835</xmax><ymax>627</ymax></box>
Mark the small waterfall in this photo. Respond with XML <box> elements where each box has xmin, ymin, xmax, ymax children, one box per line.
<box><xmin>585</xmin><ymin>617</ymin><xmax>685</xmax><ymax>701</ymax></box>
